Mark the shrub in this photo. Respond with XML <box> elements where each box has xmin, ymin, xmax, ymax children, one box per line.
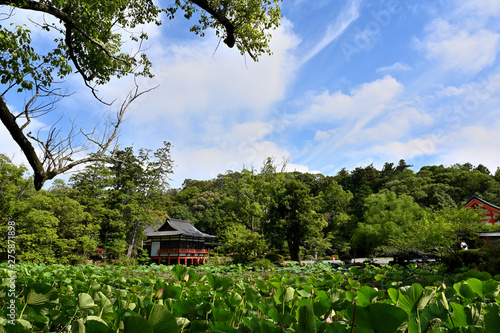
<box><xmin>249</xmin><ymin>258</ymin><xmax>275</xmax><ymax>270</ymax></box>
<box><xmin>443</xmin><ymin>244</ymin><xmax>500</xmax><ymax>275</ymax></box>
<box><xmin>206</xmin><ymin>253</ymin><xmax>232</xmax><ymax>266</ymax></box>
<box><xmin>107</xmin><ymin>257</ymin><xmax>138</xmax><ymax>267</ymax></box>
<box><xmin>476</xmin><ymin>243</ymin><xmax>500</xmax><ymax>274</ymax></box>
<box><xmin>230</xmin><ymin>253</ymin><xmax>255</xmax><ymax>265</ymax></box>
<box><xmin>339</xmin><ymin>253</ymin><xmax>352</xmax><ymax>264</ymax></box>
<box><xmin>264</xmin><ymin>253</ymin><xmax>284</xmax><ymax>264</ymax></box>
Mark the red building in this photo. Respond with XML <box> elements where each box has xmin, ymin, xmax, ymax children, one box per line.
<box><xmin>464</xmin><ymin>194</ymin><xmax>499</xmax><ymax>226</ymax></box>
<box><xmin>144</xmin><ymin>218</ymin><xmax>216</xmax><ymax>265</ymax></box>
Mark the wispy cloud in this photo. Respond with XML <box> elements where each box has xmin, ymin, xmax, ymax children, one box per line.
<box><xmin>377</xmin><ymin>62</ymin><xmax>412</xmax><ymax>73</ymax></box>
<box><xmin>299</xmin><ymin>0</ymin><xmax>362</xmax><ymax>65</ymax></box>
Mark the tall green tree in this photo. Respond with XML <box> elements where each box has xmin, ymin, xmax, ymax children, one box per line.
<box><xmin>189</xmin><ymin>190</ymin><xmax>227</xmax><ymax>237</ymax></box>
<box><xmin>6</xmin><ymin>188</ymin><xmax>96</xmax><ymax>264</ymax></box>
<box><xmin>69</xmin><ymin>143</ymin><xmax>174</xmax><ymax>258</ymax></box>
<box><xmin>335</xmin><ymin>164</ymin><xmax>382</xmax><ymax>221</ymax></box>
<box><xmin>265</xmin><ymin>176</ymin><xmax>326</xmax><ymax>263</ymax></box>
<box><xmin>0</xmin><ymin>154</ymin><xmax>34</xmax><ymax>261</ymax></box>
<box><xmin>221</xmin><ymin>223</ymin><xmax>267</xmax><ymax>263</ymax></box>
<box><xmin>0</xmin><ymin>154</ymin><xmax>32</xmax><ymax>218</ymax></box>
<box><xmin>417</xmin><ymin>207</ymin><xmax>482</xmax><ymax>259</ymax></box>
<box><xmin>318</xmin><ymin>180</ymin><xmax>353</xmax><ymax>256</ymax></box>
<box><xmin>221</xmin><ymin>169</ymin><xmax>264</xmax><ymax>233</ymax></box>
<box><xmin>352</xmin><ymin>190</ymin><xmax>427</xmax><ymax>257</ymax></box>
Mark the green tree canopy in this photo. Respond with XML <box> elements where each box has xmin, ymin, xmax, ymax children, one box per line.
<box><xmin>265</xmin><ymin>175</ymin><xmax>327</xmax><ymax>263</ymax></box>
<box><xmin>352</xmin><ymin>190</ymin><xmax>427</xmax><ymax>257</ymax></box>
<box><xmin>68</xmin><ymin>143</ymin><xmax>174</xmax><ymax>258</ymax></box>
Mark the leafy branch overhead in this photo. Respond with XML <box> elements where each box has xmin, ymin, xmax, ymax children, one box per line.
<box><xmin>0</xmin><ymin>0</ymin><xmax>282</xmax><ymax>190</ymax></box>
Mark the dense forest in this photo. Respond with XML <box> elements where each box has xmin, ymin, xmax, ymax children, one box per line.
<box><xmin>1</xmin><ymin>143</ymin><xmax>500</xmax><ymax>265</ymax></box>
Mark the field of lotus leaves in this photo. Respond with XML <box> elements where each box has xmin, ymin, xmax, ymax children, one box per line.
<box><xmin>1</xmin><ymin>262</ymin><xmax>500</xmax><ymax>332</ymax></box>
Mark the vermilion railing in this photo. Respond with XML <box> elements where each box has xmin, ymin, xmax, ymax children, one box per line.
<box><xmin>157</xmin><ymin>248</ymin><xmax>209</xmax><ymax>254</ymax></box>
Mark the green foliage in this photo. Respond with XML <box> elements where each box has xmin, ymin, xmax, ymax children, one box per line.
<box><xmin>249</xmin><ymin>258</ymin><xmax>275</xmax><ymax>270</ymax></box>
<box><xmin>68</xmin><ymin>143</ymin><xmax>174</xmax><ymax>259</ymax></box>
<box><xmin>2</xmin><ymin>154</ymin><xmax>500</xmax><ymax>265</ymax></box>
<box><xmin>266</xmin><ymin>175</ymin><xmax>327</xmax><ymax>262</ymax></box>
<box><xmin>0</xmin><ymin>143</ymin><xmax>174</xmax><ymax>264</ymax></box>
<box><xmin>443</xmin><ymin>244</ymin><xmax>500</xmax><ymax>274</ymax></box>
<box><xmin>222</xmin><ymin>223</ymin><xmax>267</xmax><ymax>263</ymax></box>
<box><xmin>353</xmin><ymin>190</ymin><xmax>427</xmax><ymax>256</ymax></box>
<box><xmin>2</xmin><ymin>0</ymin><xmax>160</xmax><ymax>92</ymax></box>
<box><xmin>2</xmin><ymin>263</ymin><xmax>499</xmax><ymax>332</ymax></box>
<box><xmin>265</xmin><ymin>253</ymin><xmax>285</xmax><ymax>264</ymax></box>
<box><xmin>167</xmin><ymin>0</ymin><xmax>282</xmax><ymax>60</ymax></box>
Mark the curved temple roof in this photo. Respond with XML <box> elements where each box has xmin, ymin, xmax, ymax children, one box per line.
<box><xmin>145</xmin><ymin>218</ymin><xmax>215</xmax><ymax>238</ymax></box>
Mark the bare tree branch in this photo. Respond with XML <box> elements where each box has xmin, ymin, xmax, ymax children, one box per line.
<box><xmin>0</xmin><ymin>81</ymin><xmax>157</xmax><ymax>190</ymax></box>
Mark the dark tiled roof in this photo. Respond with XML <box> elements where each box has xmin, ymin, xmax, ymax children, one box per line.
<box><xmin>145</xmin><ymin>218</ymin><xmax>215</xmax><ymax>238</ymax></box>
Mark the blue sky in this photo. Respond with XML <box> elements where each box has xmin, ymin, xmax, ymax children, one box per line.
<box><xmin>2</xmin><ymin>0</ymin><xmax>500</xmax><ymax>188</ymax></box>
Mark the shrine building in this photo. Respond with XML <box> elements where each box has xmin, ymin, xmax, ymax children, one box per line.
<box><xmin>144</xmin><ymin>218</ymin><xmax>215</xmax><ymax>265</ymax></box>
<box><xmin>464</xmin><ymin>194</ymin><xmax>499</xmax><ymax>226</ymax></box>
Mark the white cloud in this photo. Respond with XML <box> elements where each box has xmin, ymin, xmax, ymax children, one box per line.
<box><xmin>435</xmin><ymin>122</ymin><xmax>500</xmax><ymax>172</ymax></box>
<box><xmin>372</xmin><ymin>137</ymin><xmax>437</xmax><ymax>159</ymax></box>
<box><xmin>172</xmin><ymin>140</ymin><xmax>292</xmax><ymax>185</ymax></box>
<box><xmin>455</xmin><ymin>0</ymin><xmax>500</xmax><ymax>21</ymax></box>
<box><xmin>0</xmin><ymin>129</ymin><xmax>29</xmax><ymax>167</ymax></box>
<box><xmin>417</xmin><ymin>19</ymin><xmax>500</xmax><ymax>74</ymax></box>
<box><xmin>359</xmin><ymin>106</ymin><xmax>433</xmax><ymax>143</ymax></box>
<box><xmin>122</xmin><ymin>19</ymin><xmax>300</xmax><ymax>124</ymax></box>
<box><xmin>436</xmin><ymin>86</ymin><xmax>466</xmax><ymax>97</ymax></box>
<box><xmin>294</xmin><ymin>75</ymin><xmax>403</xmax><ymax>124</ymax></box>
<box><xmin>314</xmin><ymin>130</ymin><xmax>330</xmax><ymax>141</ymax></box>
<box><xmin>291</xmin><ymin>75</ymin><xmax>438</xmax><ymax>171</ymax></box>
<box><xmin>436</xmin><ymin>71</ymin><xmax>500</xmax><ymax>99</ymax></box>
<box><xmin>104</xmin><ymin>19</ymin><xmax>302</xmax><ymax>187</ymax></box>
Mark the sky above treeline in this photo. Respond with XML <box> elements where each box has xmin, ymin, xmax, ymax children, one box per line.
<box><xmin>2</xmin><ymin>0</ymin><xmax>500</xmax><ymax>188</ymax></box>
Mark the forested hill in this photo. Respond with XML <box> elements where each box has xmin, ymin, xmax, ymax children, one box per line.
<box><xmin>1</xmin><ymin>151</ymin><xmax>499</xmax><ymax>264</ymax></box>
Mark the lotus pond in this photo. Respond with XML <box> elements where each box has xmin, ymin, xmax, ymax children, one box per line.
<box><xmin>1</xmin><ymin>262</ymin><xmax>500</xmax><ymax>332</ymax></box>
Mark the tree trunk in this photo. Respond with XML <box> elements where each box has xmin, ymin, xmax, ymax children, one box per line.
<box><xmin>127</xmin><ymin>219</ymin><xmax>140</xmax><ymax>258</ymax></box>
<box><xmin>288</xmin><ymin>238</ymin><xmax>301</xmax><ymax>264</ymax></box>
